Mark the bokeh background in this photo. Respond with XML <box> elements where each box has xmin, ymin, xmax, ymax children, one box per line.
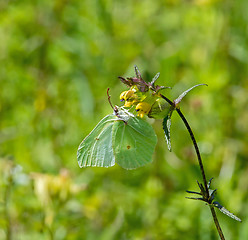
<box><xmin>1</xmin><ymin>0</ymin><xmax>248</xmax><ymax>239</ymax></box>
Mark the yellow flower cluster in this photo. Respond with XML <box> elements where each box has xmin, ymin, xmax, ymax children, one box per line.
<box><xmin>119</xmin><ymin>66</ymin><xmax>172</xmax><ymax>119</ymax></box>
<box><xmin>120</xmin><ymin>89</ymin><xmax>139</xmax><ymax>107</ymax></box>
<box><xmin>119</xmin><ymin>86</ymin><xmax>152</xmax><ymax>118</ymax></box>
<box><xmin>120</xmin><ymin>86</ymin><xmax>170</xmax><ymax>119</ymax></box>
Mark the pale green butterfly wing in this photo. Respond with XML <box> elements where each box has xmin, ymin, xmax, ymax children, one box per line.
<box><xmin>77</xmin><ymin>106</ymin><xmax>157</xmax><ymax>170</ymax></box>
<box><xmin>112</xmin><ymin>116</ymin><xmax>157</xmax><ymax>170</ymax></box>
<box><xmin>77</xmin><ymin>114</ymin><xmax>116</xmax><ymax>168</ymax></box>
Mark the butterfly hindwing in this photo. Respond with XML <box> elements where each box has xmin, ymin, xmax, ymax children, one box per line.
<box><xmin>112</xmin><ymin>117</ymin><xmax>157</xmax><ymax>169</ymax></box>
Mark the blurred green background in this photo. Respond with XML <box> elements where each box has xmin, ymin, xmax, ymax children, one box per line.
<box><xmin>0</xmin><ymin>0</ymin><xmax>248</xmax><ymax>239</ymax></box>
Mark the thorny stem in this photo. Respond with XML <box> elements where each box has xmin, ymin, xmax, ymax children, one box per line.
<box><xmin>160</xmin><ymin>94</ymin><xmax>225</xmax><ymax>240</ymax></box>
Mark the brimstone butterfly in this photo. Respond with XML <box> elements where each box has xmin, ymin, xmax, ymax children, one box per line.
<box><xmin>77</xmin><ymin>106</ymin><xmax>157</xmax><ymax>169</ymax></box>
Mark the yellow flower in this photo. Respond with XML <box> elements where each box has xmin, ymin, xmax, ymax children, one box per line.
<box><xmin>120</xmin><ymin>89</ymin><xmax>139</xmax><ymax>107</ymax></box>
<box><xmin>120</xmin><ymin>91</ymin><xmax>128</xmax><ymax>101</ymax></box>
<box><xmin>135</xmin><ymin>102</ymin><xmax>152</xmax><ymax>118</ymax></box>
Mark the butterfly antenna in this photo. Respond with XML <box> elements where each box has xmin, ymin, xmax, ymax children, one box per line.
<box><xmin>107</xmin><ymin>88</ymin><xmax>115</xmax><ymax>110</ymax></box>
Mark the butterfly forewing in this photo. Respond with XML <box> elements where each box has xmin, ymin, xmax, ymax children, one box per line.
<box><xmin>77</xmin><ymin>114</ymin><xmax>116</xmax><ymax>168</ymax></box>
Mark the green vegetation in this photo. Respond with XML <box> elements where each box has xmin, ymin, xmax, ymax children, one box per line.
<box><xmin>1</xmin><ymin>0</ymin><xmax>247</xmax><ymax>239</ymax></box>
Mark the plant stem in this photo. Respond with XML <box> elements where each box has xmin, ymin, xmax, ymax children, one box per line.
<box><xmin>175</xmin><ymin>108</ymin><xmax>209</xmax><ymax>196</ymax></box>
<box><xmin>176</xmin><ymin>108</ymin><xmax>225</xmax><ymax>240</ymax></box>
<box><xmin>210</xmin><ymin>205</ymin><xmax>225</xmax><ymax>240</ymax></box>
<box><xmin>160</xmin><ymin>94</ymin><xmax>225</xmax><ymax>240</ymax></box>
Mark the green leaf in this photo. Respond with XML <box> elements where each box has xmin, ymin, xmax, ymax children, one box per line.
<box><xmin>134</xmin><ymin>65</ymin><xmax>141</xmax><ymax>79</ymax></box>
<box><xmin>213</xmin><ymin>201</ymin><xmax>242</xmax><ymax>222</ymax></box>
<box><xmin>112</xmin><ymin>116</ymin><xmax>157</xmax><ymax>169</ymax></box>
<box><xmin>174</xmin><ymin>84</ymin><xmax>208</xmax><ymax>106</ymax></box>
<box><xmin>151</xmin><ymin>72</ymin><xmax>160</xmax><ymax>86</ymax></box>
<box><xmin>162</xmin><ymin>110</ymin><xmax>173</xmax><ymax>151</ymax></box>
